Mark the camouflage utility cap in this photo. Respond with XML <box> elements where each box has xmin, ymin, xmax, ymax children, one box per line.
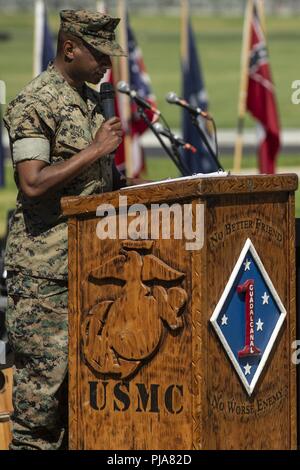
<box><xmin>60</xmin><ymin>9</ymin><xmax>127</xmax><ymax>57</ymax></box>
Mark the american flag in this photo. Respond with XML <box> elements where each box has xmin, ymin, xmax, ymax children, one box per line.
<box><xmin>114</xmin><ymin>15</ymin><xmax>156</xmax><ymax>177</ymax></box>
<box><xmin>247</xmin><ymin>1</ymin><xmax>280</xmax><ymax>174</ymax></box>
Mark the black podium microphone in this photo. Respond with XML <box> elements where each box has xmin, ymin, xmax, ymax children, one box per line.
<box><xmin>100</xmin><ymin>82</ymin><xmax>115</xmax><ymax>120</ymax></box>
<box><xmin>99</xmin><ymin>82</ymin><xmax>116</xmax><ymax>162</ymax></box>
<box><xmin>153</xmin><ymin>122</ymin><xmax>197</xmax><ymax>153</ymax></box>
<box><xmin>99</xmin><ymin>82</ymin><xmax>125</xmax><ymax>188</ymax></box>
<box><xmin>117</xmin><ymin>81</ymin><xmax>160</xmax><ymax>115</ymax></box>
<box><xmin>166</xmin><ymin>91</ymin><xmax>212</xmax><ymax>120</ymax></box>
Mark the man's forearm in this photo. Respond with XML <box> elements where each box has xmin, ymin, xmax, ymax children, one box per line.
<box><xmin>18</xmin><ymin>142</ymin><xmax>104</xmax><ymax>198</ymax></box>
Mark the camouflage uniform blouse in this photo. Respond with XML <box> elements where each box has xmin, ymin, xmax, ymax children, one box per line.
<box><xmin>4</xmin><ymin>62</ymin><xmax>113</xmax><ymax>280</ymax></box>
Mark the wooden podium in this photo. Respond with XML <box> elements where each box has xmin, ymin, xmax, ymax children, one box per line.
<box><xmin>0</xmin><ymin>368</ymin><xmax>13</xmax><ymax>450</ymax></box>
<box><xmin>62</xmin><ymin>174</ymin><xmax>298</xmax><ymax>450</ymax></box>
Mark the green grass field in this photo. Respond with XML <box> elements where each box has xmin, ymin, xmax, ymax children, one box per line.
<box><xmin>1</xmin><ymin>12</ymin><xmax>300</xmax><ymax>236</ymax></box>
<box><xmin>1</xmin><ymin>13</ymin><xmax>300</xmax><ymax>128</ymax></box>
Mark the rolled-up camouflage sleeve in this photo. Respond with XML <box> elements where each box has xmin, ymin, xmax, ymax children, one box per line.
<box><xmin>4</xmin><ymin>98</ymin><xmax>56</xmax><ymax>165</ymax></box>
<box><xmin>13</xmin><ymin>137</ymin><xmax>50</xmax><ymax>164</ymax></box>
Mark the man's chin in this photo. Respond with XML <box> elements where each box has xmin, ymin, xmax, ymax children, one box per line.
<box><xmin>87</xmin><ymin>77</ymin><xmax>101</xmax><ymax>85</ymax></box>
<box><xmin>85</xmin><ymin>78</ymin><xmax>102</xmax><ymax>88</ymax></box>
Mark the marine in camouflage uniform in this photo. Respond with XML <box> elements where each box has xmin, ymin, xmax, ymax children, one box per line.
<box><xmin>3</xmin><ymin>10</ymin><xmax>126</xmax><ymax>450</ymax></box>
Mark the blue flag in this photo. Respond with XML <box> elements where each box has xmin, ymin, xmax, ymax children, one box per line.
<box><xmin>42</xmin><ymin>9</ymin><xmax>55</xmax><ymax>72</ymax></box>
<box><xmin>181</xmin><ymin>20</ymin><xmax>218</xmax><ymax>174</ymax></box>
<box><xmin>0</xmin><ymin>110</ymin><xmax>4</xmax><ymax>188</ymax></box>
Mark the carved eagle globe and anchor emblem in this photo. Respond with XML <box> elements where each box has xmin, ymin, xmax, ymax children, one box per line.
<box><xmin>81</xmin><ymin>240</ymin><xmax>188</xmax><ymax>379</ymax></box>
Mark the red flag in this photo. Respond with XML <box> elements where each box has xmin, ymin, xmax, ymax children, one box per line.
<box><xmin>246</xmin><ymin>2</ymin><xmax>280</xmax><ymax>174</ymax></box>
<box><xmin>107</xmin><ymin>67</ymin><xmax>154</xmax><ymax>176</ymax></box>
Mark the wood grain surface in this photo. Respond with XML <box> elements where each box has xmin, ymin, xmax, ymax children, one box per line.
<box><xmin>61</xmin><ymin>174</ymin><xmax>298</xmax><ymax>216</ymax></box>
<box><xmin>0</xmin><ymin>369</ymin><xmax>13</xmax><ymax>416</ymax></box>
<box><xmin>0</xmin><ymin>419</ymin><xmax>11</xmax><ymax>451</ymax></box>
<box><xmin>63</xmin><ymin>174</ymin><xmax>298</xmax><ymax>450</ymax></box>
<box><xmin>204</xmin><ymin>192</ymin><xmax>294</xmax><ymax>449</ymax></box>
<box><xmin>0</xmin><ymin>368</ymin><xmax>13</xmax><ymax>450</ymax></box>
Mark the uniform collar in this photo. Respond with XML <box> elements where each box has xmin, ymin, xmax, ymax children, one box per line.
<box><xmin>47</xmin><ymin>62</ymin><xmax>98</xmax><ymax>115</ymax></box>
<box><xmin>85</xmin><ymin>86</ymin><xmax>99</xmax><ymax>114</ymax></box>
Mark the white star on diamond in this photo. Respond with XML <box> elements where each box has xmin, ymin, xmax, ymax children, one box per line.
<box><xmin>221</xmin><ymin>314</ymin><xmax>228</xmax><ymax>325</ymax></box>
<box><xmin>256</xmin><ymin>318</ymin><xmax>264</xmax><ymax>331</ymax></box>
<box><xmin>262</xmin><ymin>292</ymin><xmax>269</xmax><ymax>305</ymax></box>
<box><xmin>243</xmin><ymin>259</ymin><xmax>251</xmax><ymax>271</ymax></box>
<box><xmin>244</xmin><ymin>363</ymin><xmax>252</xmax><ymax>376</ymax></box>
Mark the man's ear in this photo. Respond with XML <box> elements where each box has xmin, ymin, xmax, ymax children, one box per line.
<box><xmin>63</xmin><ymin>39</ymin><xmax>76</xmax><ymax>61</ymax></box>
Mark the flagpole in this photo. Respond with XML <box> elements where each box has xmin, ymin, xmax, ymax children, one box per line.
<box><xmin>117</xmin><ymin>0</ymin><xmax>133</xmax><ymax>177</ymax></box>
<box><xmin>0</xmin><ymin>107</ymin><xmax>5</xmax><ymax>188</ymax></box>
<box><xmin>97</xmin><ymin>0</ymin><xmax>120</xmax><ymax>86</ymax></box>
<box><xmin>256</xmin><ymin>0</ymin><xmax>267</xmax><ymax>34</ymax></box>
<box><xmin>33</xmin><ymin>0</ymin><xmax>43</xmax><ymax>77</ymax></box>
<box><xmin>233</xmin><ymin>0</ymin><xmax>254</xmax><ymax>174</ymax></box>
<box><xmin>181</xmin><ymin>0</ymin><xmax>189</xmax><ymax>64</ymax></box>
<box><xmin>95</xmin><ymin>0</ymin><xmax>112</xmax><ymax>90</ymax></box>
<box><xmin>96</xmin><ymin>1</ymin><xmax>106</xmax><ymax>13</ymax></box>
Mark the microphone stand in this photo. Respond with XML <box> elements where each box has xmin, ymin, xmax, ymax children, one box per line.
<box><xmin>137</xmin><ymin>106</ymin><xmax>189</xmax><ymax>177</ymax></box>
<box><xmin>190</xmin><ymin>115</ymin><xmax>224</xmax><ymax>171</ymax></box>
<box><xmin>170</xmin><ymin>141</ymin><xmax>190</xmax><ymax>176</ymax></box>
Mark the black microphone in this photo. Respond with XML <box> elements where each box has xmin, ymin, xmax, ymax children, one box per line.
<box><xmin>117</xmin><ymin>81</ymin><xmax>160</xmax><ymax>115</ymax></box>
<box><xmin>153</xmin><ymin>123</ymin><xmax>196</xmax><ymax>153</ymax></box>
<box><xmin>166</xmin><ymin>91</ymin><xmax>212</xmax><ymax>120</ymax></box>
<box><xmin>99</xmin><ymin>82</ymin><xmax>125</xmax><ymax>188</ymax></box>
<box><xmin>100</xmin><ymin>82</ymin><xmax>115</xmax><ymax>120</ymax></box>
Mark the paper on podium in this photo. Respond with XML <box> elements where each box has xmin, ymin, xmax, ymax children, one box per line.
<box><xmin>122</xmin><ymin>170</ymin><xmax>229</xmax><ymax>190</ymax></box>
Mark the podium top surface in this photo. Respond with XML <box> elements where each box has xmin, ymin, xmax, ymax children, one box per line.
<box><xmin>61</xmin><ymin>173</ymin><xmax>298</xmax><ymax>217</ymax></box>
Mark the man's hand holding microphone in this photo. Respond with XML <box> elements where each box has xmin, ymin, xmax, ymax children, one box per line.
<box><xmin>93</xmin><ymin>116</ymin><xmax>123</xmax><ymax>157</ymax></box>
